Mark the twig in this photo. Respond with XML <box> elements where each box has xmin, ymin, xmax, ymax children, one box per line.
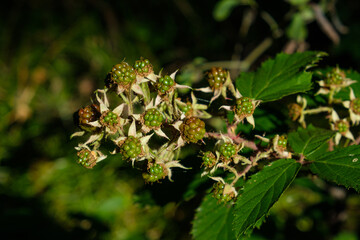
<box><xmin>205</xmin><ymin>132</ymin><xmax>258</xmax><ymax>151</ymax></box>
<box><xmin>311</xmin><ymin>3</ymin><xmax>340</xmax><ymax>45</ymax></box>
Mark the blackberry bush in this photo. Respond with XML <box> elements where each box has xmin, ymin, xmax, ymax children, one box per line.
<box><xmin>72</xmin><ymin>52</ymin><xmax>360</xmax><ymax>239</ymax></box>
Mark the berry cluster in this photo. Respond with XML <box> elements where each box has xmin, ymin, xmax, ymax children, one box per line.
<box><xmin>212</xmin><ymin>182</ymin><xmax>235</xmax><ymax>204</ymax></box>
<box><xmin>77</xmin><ymin>149</ymin><xmax>97</xmax><ymax>169</ymax></box>
<box><xmin>181</xmin><ymin>102</ymin><xmax>193</xmax><ymax>116</ymax></box>
<box><xmin>201</xmin><ymin>151</ymin><xmax>216</xmax><ymax>168</ymax></box>
<box><xmin>120</xmin><ymin>136</ymin><xmax>142</xmax><ymax>159</ymax></box>
<box><xmin>101</xmin><ymin>111</ymin><xmax>118</xmax><ymax>124</ymax></box>
<box><xmin>111</xmin><ymin>62</ymin><xmax>136</xmax><ymax>85</ymax></box>
<box><xmin>78</xmin><ymin>104</ymin><xmax>100</xmax><ymax>131</ymax></box>
<box><xmin>335</xmin><ymin>120</ymin><xmax>349</xmax><ymax>134</ymax></box>
<box><xmin>325</xmin><ymin>68</ymin><xmax>345</xmax><ymax>86</ymax></box>
<box><xmin>235</xmin><ymin>97</ymin><xmax>254</xmax><ymax>117</ymax></box>
<box><xmin>73</xmin><ymin>56</ymin><xmax>293</xmax><ymax>205</ymax></box>
<box><xmin>143</xmin><ymin>108</ymin><xmax>165</xmax><ymax>128</ymax></box>
<box><xmin>156</xmin><ymin>75</ymin><xmax>175</xmax><ymax>95</ymax></box>
<box><xmin>143</xmin><ymin>163</ymin><xmax>167</xmax><ymax>183</ymax></box>
<box><xmin>277</xmin><ymin>135</ymin><xmax>287</xmax><ymax>151</ymax></box>
<box><xmin>219</xmin><ymin>143</ymin><xmax>236</xmax><ymax>160</ymax></box>
<box><xmin>180</xmin><ymin>117</ymin><xmax>206</xmax><ymax>143</ymax></box>
<box><xmin>134</xmin><ymin>57</ymin><xmax>153</xmax><ymax>77</ymax></box>
<box><xmin>206</xmin><ymin>67</ymin><xmax>227</xmax><ymax>90</ymax></box>
<box><xmin>100</xmin><ymin>111</ymin><xmax>119</xmax><ymax>133</ymax></box>
<box><xmin>351</xmin><ymin>98</ymin><xmax>360</xmax><ymax>115</ymax></box>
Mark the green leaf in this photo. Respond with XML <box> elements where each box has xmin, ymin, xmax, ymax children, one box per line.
<box><xmin>233</xmin><ymin>159</ymin><xmax>301</xmax><ymax>238</ymax></box>
<box><xmin>288</xmin><ymin>125</ymin><xmax>335</xmax><ymax>160</ymax></box>
<box><xmin>236</xmin><ymin>51</ymin><xmax>326</xmax><ymax>102</ymax></box>
<box><xmin>310</xmin><ymin>145</ymin><xmax>360</xmax><ymax>192</ymax></box>
<box><xmin>192</xmin><ymin>195</ymin><xmax>235</xmax><ymax>240</ymax></box>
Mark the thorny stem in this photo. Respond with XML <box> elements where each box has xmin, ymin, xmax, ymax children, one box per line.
<box><xmin>230</xmin><ymin>163</ymin><xmax>253</xmax><ymax>187</ymax></box>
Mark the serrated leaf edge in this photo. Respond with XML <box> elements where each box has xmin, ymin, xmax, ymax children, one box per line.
<box><xmin>233</xmin><ymin>160</ymin><xmax>301</xmax><ymax>238</ymax></box>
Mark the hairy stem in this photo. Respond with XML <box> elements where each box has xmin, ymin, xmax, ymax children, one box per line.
<box><xmin>303</xmin><ymin>107</ymin><xmax>332</xmax><ymax>115</ymax></box>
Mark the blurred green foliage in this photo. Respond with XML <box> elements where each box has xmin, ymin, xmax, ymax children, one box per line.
<box><xmin>1</xmin><ymin>0</ymin><xmax>360</xmax><ymax>239</ymax></box>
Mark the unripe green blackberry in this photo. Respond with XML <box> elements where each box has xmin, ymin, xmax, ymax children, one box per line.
<box><xmin>201</xmin><ymin>151</ymin><xmax>216</xmax><ymax>168</ymax></box>
<box><xmin>119</xmin><ymin>136</ymin><xmax>142</xmax><ymax>159</ymax></box>
<box><xmin>134</xmin><ymin>57</ymin><xmax>153</xmax><ymax>77</ymax></box>
<box><xmin>288</xmin><ymin>103</ymin><xmax>302</xmax><ymax>121</ymax></box>
<box><xmin>77</xmin><ymin>149</ymin><xmax>97</xmax><ymax>169</ymax></box>
<box><xmin>206</xmin><ymin>67</ymin><xmax>227</xmax><ymax>90</ymax></box>
<box><xmin>78</xmin><ymin>104</ymin><xmax>100</xmax><ymax>131</ymax></box>
<box><xmin>212</xmin><ymin>182</ymin><xmax>235</xmax><ymax>204</ymax></box>
<box><xmin>351</xmin><ymin>98</ymin><xmax>360</xmax><ymax>115</ymax></box>
<box><xmin>180</xmin><ymin>102</ymin><xmax>193</xmax><ymax>116</ymax></box>
<box><xmin>275</xmin><ymin>135</ymin><xmax>287</xmax><ymax>152</ymax></box>
<box><xmin>143</xmin><ymin>163</ymin><xmax>167</xmax><ymax>183</ymax></box>
<box><xmin>277</xmin><ymin>135</ymin><xmax>287</xmax><ymax>148</ymax></box>
<box><xmin>110</xmin><ymin>62</ymin><xmax>136</xmax><ymax>85</ymax></box>
<box><xmin>103</xmin><ymin>111</ymin><xmax>118</xmax><ymax>124</ymax></box>
<box><xmin>143</xmin><ymin>108</ymin><xmax>165</xmax><ymax>128</ymax></box>
<box><xmin>235</xmin><ymin>97</ymin><xmax>254</xmax><ymax>117</ymax></box>
<box><xmin>335</xmin><ymin>120</ymin><xmax>349</xmax><ymax>134</ymax></box>
<box><xmin>180</xmin><ymin>117</ymin><xmax>206</xmax><ymax>143</ymax></box>
<box><xmin>325</xmin><ymin>68</ymin><xmax>345</xmax><ymax>86</ymax></box>
<box><xmin>100</xmin><ymin>111</ymin><xmax>120</xmax><ymax>132</ymax></box>
<box><xmin>156</xmin><ymin>75</ymin><xmax>175</xmax><ymax>95</ymax></box>
<box><xmin>219</xmin><ymin>143</ymin><xmax>236</xmax><ymax>159</ymax></box>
